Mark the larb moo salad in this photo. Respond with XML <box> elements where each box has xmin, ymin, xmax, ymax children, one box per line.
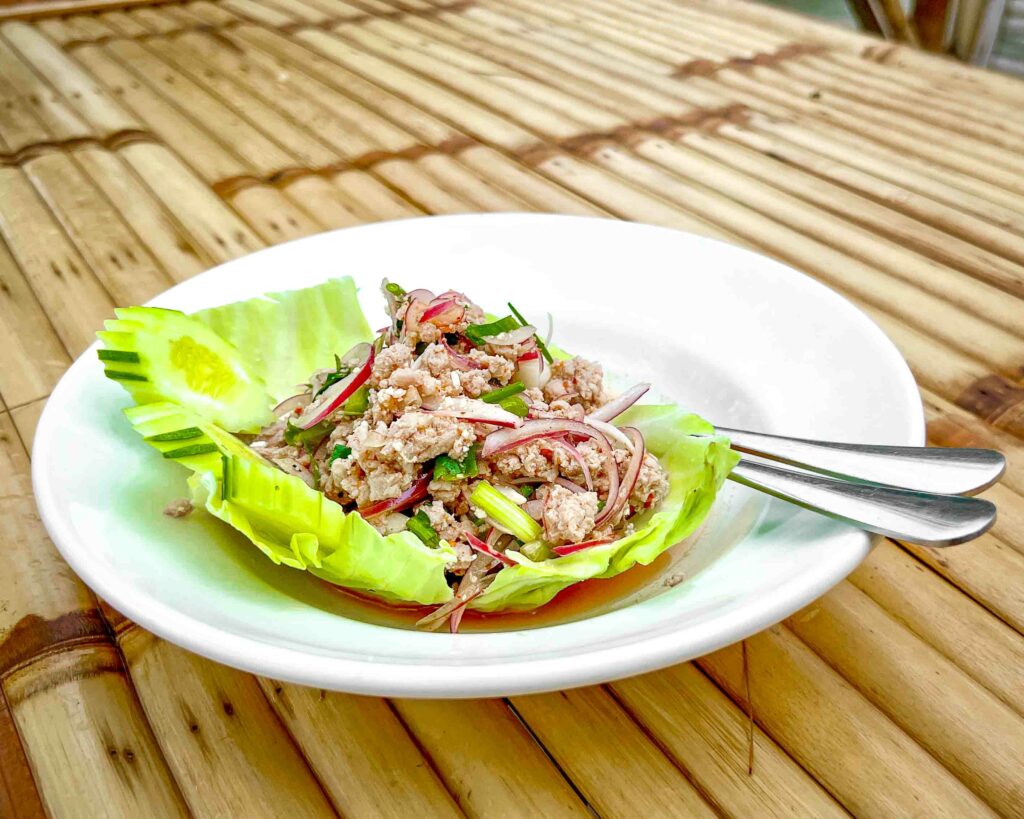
<box><xmin>99</xmin><ymin>278</ymin><xmax>737</xmax><ymax>631</ymax></box>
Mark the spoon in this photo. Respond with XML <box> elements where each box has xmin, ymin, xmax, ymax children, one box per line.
<box><xmin>729</xmin><ymin>458</ymin><xmax>997</xmax><ymax>546</ymax></box>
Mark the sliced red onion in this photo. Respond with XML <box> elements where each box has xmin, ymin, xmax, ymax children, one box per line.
<box><xmin>480</xmin><ymin>324</ymin><xmax>537</xmax><ymax>346</ymax></box>
<box><xmin>358</xmin><ymin>473</ymin><xmax>431</xmax><ymax>519</ymax></box>
<box><xmin>554</xmin><ymin>477</ymin><xmax>587</xmax><ymax>494</ymax></box>
<box><xmin>597</xmin><ymin>427</ymin><xmax>645</xmax><ymax>527</ymax></box>
<box><xmin>481</xmin><ymin>419</ymin><xmax>601</xmax><ymax>459</ymax></box>
<box><xmin>553</xmin><ymin>538</ymin><xmax>615</xmax><ymax>556</ymax></box>
<box><xmin>405</xmin><ymin>288</ymin><xmax>435</xmax><ymax>303</ymax></box>
<box><xmin>516</xmin><ymin>350</ymin><xmax>550</xmax><ymax>390</ymax></box>
<box><xmin>550</xmin><ymin>438</ymin><xmax>593</xmax><ymax>490</ymax></box>
<box><xmin>273</xmin><ymin>393</ymin><xmax>308</xmax><ymax>417</ymax></box>
<box><xmin>466</xmin><ymin>531</ymin><xmax>515</xmax><ymax>566</ymax></box>
<box><xmin>522</xmin><ymin>499</ymin><xmax>545</xmax><ymax>519</ymax></box>
<box><xmin>297</xmin><ymin>345</ymin><xmax>374</xmax><ymax>429</ymax></box>
<box><xmin>586</xmin><ymin>417</ymin><xmax>635</xmax><ymax>452</ymax></box>
<box><xmin>421</xmin><ymin>299</ymin><xmax>465</xmax><ymax>326</ymax></box>
<box><xmin>443</xmin><ymin>337</ymin><xmax>484</xmax><ymax>370</ymax></box>
<box><xmin>588</xmin><ymin>383</ymin><xmax>651</xmax><ymax>423</ymax></box>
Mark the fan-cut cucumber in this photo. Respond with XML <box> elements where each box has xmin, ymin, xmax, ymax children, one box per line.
<box><xmin>99</xmin><ymin>307</ymin><xmax>274</xmax><ymax>432</ymax></box>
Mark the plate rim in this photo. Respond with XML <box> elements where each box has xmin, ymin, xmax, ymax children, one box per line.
<box><xmin>32</xmin><ymin>213</ymin><xmax>925</xmax><ymax>697</ymax></box>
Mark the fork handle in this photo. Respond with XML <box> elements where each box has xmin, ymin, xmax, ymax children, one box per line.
<box><xmin>729</xmin><ymin>459</ymin><xmax>996</xmax><ymax>546</ymax></box>
<box><xmin>717</xmin><ymin>427</ymin><xmax>1005</xmax><ymax>496</ymax></box>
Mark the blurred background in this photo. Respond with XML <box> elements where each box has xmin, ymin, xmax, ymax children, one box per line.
<box><xmin>766</xmin><ymin>0</ymin><xmax>1023</xmax><ymax>73</ymax></box>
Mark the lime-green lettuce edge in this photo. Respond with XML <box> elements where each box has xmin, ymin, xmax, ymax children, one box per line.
<box><xmin>125</xmin><ymin>401</ymin><xmax>456</xmax><ymax>606</ymax></box>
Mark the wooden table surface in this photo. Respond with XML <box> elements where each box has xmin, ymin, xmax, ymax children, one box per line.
<box><xmin>2</xmin><ymin>0</ymin><xmax>1024</xmax><ymax>816</ymax></box>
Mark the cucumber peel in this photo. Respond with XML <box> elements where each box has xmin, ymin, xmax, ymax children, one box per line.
<box><xmin>98</xmin><ymin>307</ymin><xmax>274</xmax><ymax>432</ymax></box>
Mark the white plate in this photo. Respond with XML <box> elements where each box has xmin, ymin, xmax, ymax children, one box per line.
<box><xmin>33</xmin><ymin>214</ymin><xmax>923</xmax><ymax>697</ymax></box>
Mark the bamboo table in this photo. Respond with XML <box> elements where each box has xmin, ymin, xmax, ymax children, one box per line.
<box><xmin>1</xmin><ymin>0</ymin><xmax>1024</xmax><ymax>815</ymax></box>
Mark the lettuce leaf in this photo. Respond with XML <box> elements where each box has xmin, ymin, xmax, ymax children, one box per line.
<box><xmin>126</xmin><ymin>402</ymin><xmax>455</xmax><ymax>605</ymax></box>
<box><xmin>193</xmin><ymin>277</ymin><xmax>374</xmax><ymax>401</ymax></box>
<box><xmin>470</xmin><ymin>406</ymin><xmax>738</xmax><ymax>611</ymax></box>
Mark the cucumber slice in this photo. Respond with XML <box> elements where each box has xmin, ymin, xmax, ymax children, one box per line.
<box><xmin>98</xmin><ymin>307</ymin><xmax>274</xmax><ymax>432</ymax></box>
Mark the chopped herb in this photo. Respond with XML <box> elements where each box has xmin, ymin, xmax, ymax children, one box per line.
<box><xmin>408</xmin><ymin>510</ymin><xmax>440</xmax><ymax>548</ymax></box>
<box><xmin>342</xmin><ymin>385</ymin><xmax>370</xmax><ymax>415</ymax></box>
<box><xmin>465</xmin><ymin>315</ymin><xmax>520</xmax><ymax>347</ymax></box>
<box><xmin>334</xmin><ymin>353</ymin><xmax>342</xmax><ymax>370</ymax></box>
<box><xmin>518</xmin><ymin>485</ymin><xmax>535</xmax><ymax>499</ymax></box>
<box><xmin>385</xmin><ymin>281</ymin><xmax>405</xmax><ymax>298</ymax></box>
<box><xmin>597</xmin><ymin>499</ymin><xmax>606</xmax><ymax>512</ymax></box>
<box><xmin>481</xmin><ymin>382</ymin><xmax>525</xmax><ymax>404</ymax></box>
<box><xmin>433</xmin><ymin>445</ymin><xmax>479</xmax><ymax>481</ymax></box>
<box><xmin>284</xmin><ymin>419</ymin><xmax>333</xmax><ymax>450</ymax></box>
<box><xmin>221</xmin><ymin>454</ymin><xmax>230</xmax><ymax>502</ymax></box>
<box><xmin>499</xmin><ymin>395</ymin><xmax>529</xmax><ymax>418</ymax></box>
<box><xmin>329</xmin><ymin>444</ymin><xmax>352</xmax><ymax>465</ymax></box>
<box><xmin>97</xmin><ymin>349</ymin><xmax>140</xmax><ymax>363</ymax></box>
<box><xmin>508</xmin><ymin>302</ymin><xmax>554</xmax><ymax>363</ymax></box>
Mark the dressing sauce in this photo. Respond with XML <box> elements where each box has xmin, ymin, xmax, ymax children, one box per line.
<box><xmin>323</xmin><ymin>548</ymin><xmax>676</xmax><ymax>632</ymax></box>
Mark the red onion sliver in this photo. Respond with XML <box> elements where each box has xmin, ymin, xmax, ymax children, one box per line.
<box><xmin>598</xmin><ymin>427</ymin><xmax>645</xmax><ymax>527</ymax></box>
<box><xmin>358</xmin><ymin>473</ymin><xmax>431</xmax><ymax>519</ymax></box>
<box><xmin>273</xmin><ymin>393</ymin><xmax>308</xmax><ymax>417</ymax></box>
<box><xmin>550</xmin><ymin>438</ymin><xmax>593</xmax><ymax>490</ymax></box>
<box><xmin>443</xmin><ymin>337</ymin><xmax>484</xmax><ymax>370</ymax></box>
<box><xmin>586</xmin><ymin>417</ymin><xmax>635</xmax><ymax>452</ymax></box>
<box><xmin>421</xmin><ymin>299</ymin><xmax>464</xmax><ymax>326</ymax></box>
<box><xmin>553</xmin><ymin>538</ymin><xmax>615</xmax><ymax>556</ymax></box>
<box><xmin>588</xmin><ymin>383</ymin><xmax>651</xmax><ymax>423</ymax></box>
<box><xmin>554</xmin><ymin>477</ymin><xmax>587</xmax><ymax>494</ymax></box>
<box><xmin>466</xmin><ymin>531</ymin><xmax>515</xmax><ymax>566</ymax></box>
<box><xmin>481</xmin><ymin>419</ymin><xmax>598</xmax><ymax>458</ymax></box>
<box><xmin>297</xmin><ymin>346</ymin><xmax>375</xmax><ymax>429</ymax></box>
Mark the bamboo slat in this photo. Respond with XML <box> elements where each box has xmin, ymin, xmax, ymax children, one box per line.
<box><xmin>0</xmin><ymin>237</ymin><xmax>70</xmax><ymax>407</ymax></box>
<box><xmin>391</xmin><ymin>698</ymin><xmax>591</xmax><ymax>817</ymax></box>
<box><xmin>850</xmin><ymin>541</ymin><xmax>1024</xmax><ymax>718</ymax></box>
<box><xmin>786</xmin><ymin>581</ymin><xmax>1024</xmax><ymax>815</ymax></box>
<box><xmin>511</xmin><ymin>686</ymin><xmax>717</xmax><ymax>817</ymax></box>
<box><xmin>699</xmin><ymin>627</ymin><xmax>997</xmax><ymax>817</ymax></box>
<box><xmin>107</xmin><ymin>617</ymin><xmax>338</xmax><ymax>818</ymax></box>
<box><xmin>0</xmin><ymin>165</ymin><xmax>114</xmax><ymax>355</ymax></box>
<box><xmin>4</xmin><ymin>0</ymin><xmax>1024</xmax><ymax>814</ymax></box>
<box><xmin>259</xmin><ymin>683</ymin><xmax>463</xmax><ymax>818</ymax></box>
<box><xmin>610</xmin><ymin>664</ymin><xmax>848</xmax><ymax>818</ymax></box>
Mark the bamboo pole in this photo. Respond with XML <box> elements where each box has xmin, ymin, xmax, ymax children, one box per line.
<box><xmin>1</xmin><ymin>22</ymin><xmax>140</xmax><ymax>135</ymax></box>
<box><xmin>50</xmin><ymin>12</ymin><xmax>116</xmax><ymax>41</ymax></box>
<box><xmin>260</xmin><ymin>0</ymin><xmax>333</xmax><ymax>25</ymax></box>
<box><xmin>179</xmin><ymin>0</ymin><xmax>239</xmax><ymax>27</ymax></box>
<box><xmin>71</xmin><ymin>43</ymin><xmax>250</xmax><ymax>183</ymax></box>
<box><xmin>348</xmin><ymin>19</ymin><xmax>621</xmax><ymax>137</ymax></box>
<box><xmin>635</xmin><ymin>0</ymin><xmax>790</xmax><ymax>51</ymax></box>
<box><xmin>278</xmin><ymin>175</ymin><xmax>365</xmax><ymax>230</ymax></box>
<box><xmin>788</xmin><ymin>581</ymin><xmax>1024</xmax><ymax>814</ymax></box>
<box><xmin>32</xmin><ymin>16</ymin><xmax>78</xmax><ymax>45</ymax></box>
<box><xmin>101</xmin><ymin>38</ymin><xmax>297</xmax><ymax>178</ymax></box>
<box><xmin>780</xmin><ymin>59</ymin><xmax>1024</xmax><ymax>155</ymax></box>
<box><xmin>142</xmin><ymin>32</ymin><xmax>340</xmax><ymax>169</ymax></box>
<box><xmin>10</xmin><ymin>396</ymin><xmax>46</xmax><ymax>450</ymax></box>
<box><xmin>850</xmin><ymin>540</ymin><xmax>1024</xmax><ymax>718</ymax></box>
<box><xmin>417</xmin><ymin>153</ymin><xmax>531</xmax><ymax>211</ymax></box>
<box><xmin>117</xmin><ymin>141</ymin><xmax>262</xmax><ymax>262</ymax></box>
<box><xmin>391</xmin><ymin>698</ymin><xmax>591</xmax><ymax>817</ymax></box>
<box><xmin>607</xmin><ymin>138</ymin><xmax>1024</xmax><ymax>375</ymax></box>
<box><xmin>22</xmin><ymin>151</ymin><xmax>174</xmax><ymax>306</ymax></box>
<box><xmin>683</xmin><ymin>128</ymin><xmax>1024</xmax><ymax>314</ymax></box>
<box><xmin>330</xmin><ymin>168</ymin><xmax>424</xmax><ymax>220</ymax></box>
<box><xmin>226</xmin><ymin>24</ymin><xmax>459</xmax><ymax>148</ymax></box>
<box><xmin>292</xmin><ymin>27</ymin><xmax>535</xmax><ymax>150</ymax></box>
<box><xmin>610</xmin><ymin>663</ymin><xmax>848</xmax><ymax>818</ymax></box>
<box><xmin>96</xmin><ymin>9</ymin><xmax>151</xmax><ymax>37</ymax></box>
<box><xmin>732</xmin><ymin>116</ymin><xmax>1024</xmax><ymax>270</ymax></box>
<box><xmin>457</xmin><ymin>145</ymin><xmax>608</xmax><ymax>216</ymax></box>
<box><xmin>0</xmin><ymin>165</ymin><xmax>114</xmax><ymax>356</ymax></box>
<box><xmin>73</xmin><ymin>145</ymin><xmax>210</xmax><ymax>281</ymax></box>
<box><xmin>698</xmin><ymin>626</ymin><xmax>997</xmax><ymax>817</ymax></box>
<box><xmin>511</xmin><ymin>686</ymin><xmax>718</xmax><ymax>817</ymax></box>
<box><xmin>902</xmin><ymin>533</ymin><xmax>1024</xmax><ymax>635</ymax></box>
<box><xmin>0</xmin><ymin>37</ymin><xmax>89</xmax><ymax>148</ymax></box>
<box><xmin>404</xmin><ymin>14</ymin><xmax>664</xmax><ymax>123</ymax></box>
<box><xmin>220</xmin><ymin>0</ymin><xmax>299</xmax><ymax>27</ymax></box>
<box><xmin>372</xmin><ymin>159</ymin><xmax>478</xmax><ymax>215</ymax></box>
<box><xmin>226</xmin><ymin>183</ymin><xmax>326</xmax><ymax>243</ymax></box>
<box><xmin>0</xmin><ymin>237</ymin><xmax>70</xmax><ymax>407</ymax></box>
<box><xmin>0</xmin><ymin>412</ymin><xmax>189</xmax><ymax>819</ymax></box>
<box><xmin>259</xmin><ymin>683</ymin><xmax>463</xmax><ymax>818</ymax></box>
<box><xmin>0</xmin><ymin>681</ymin><xmax>44</xmax><ymax>819</ymax></box>
<box><xmin>108</xmin><ymin>617</ymin><xmax>339</xmax><ymax>818</ymax></box>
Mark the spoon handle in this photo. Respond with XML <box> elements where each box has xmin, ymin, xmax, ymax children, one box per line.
<box><xmin>717</xmin><ymin>427</ymin><xmax>1005</xmax><ymax>496</ymax></box>
<box><xmin>729</xmin><ymin>459</ymin><xmax>996</xmax><ymax>546</ymax></box>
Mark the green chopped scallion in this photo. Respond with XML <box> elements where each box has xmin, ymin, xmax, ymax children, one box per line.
<box><xmin>328</xmin><ymin>444</ymin><xmax>351</xmax><ymax>465</ymax></box>
<box><xmin>508</xmin><ymin>302</ymin><xmax>554</xmax><ymax>364</ymax></box>
<box><xmin>408</xmin><ymin>510</ymin><xmax>440</xmax><ymax>548</ymax></box>
<box><xmin>481</xmin><ymin>382</ymin><xmax>525</xmax><ymax>404</ymax></box>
